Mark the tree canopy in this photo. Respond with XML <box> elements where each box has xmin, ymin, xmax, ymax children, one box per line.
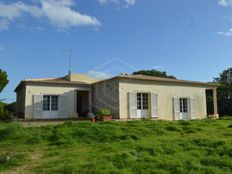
<box><xmin>0</xmin><ymin>69</ymin><xmax>9</xmax><ymax>93</ymax></box>
<box><xmin>132</xmin><ymin>69</ymin><xmax>176</xmax><ymax>79</ymax></box>
<box><xmin>213</xmin><ymin>68</ymin><xmax>232</xmax><ymax>116</ymax></box>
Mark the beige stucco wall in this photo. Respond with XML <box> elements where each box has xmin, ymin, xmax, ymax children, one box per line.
<box><xmin>66</xmin><ymin>73</ymin><xmax>99</xmax><ymax>84</ymax></box>
<box><xmin>92</xmin><ymin>79</ymin><xmax>119</xmax><ymax>119</ymax></box>
<box><xmin>119</xmin><ymin>79</ymin><xmax>209</xmax><ymax>120</ymax></box>
<box><xmin>24</xmin><ymin>83</ymin><xmax>91</xmax><ymax>119</ymax></box>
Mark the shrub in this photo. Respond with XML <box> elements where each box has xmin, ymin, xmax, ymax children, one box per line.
<box><xmin>5</xmin><ymin>102</ymin><xmax>16</xmax><ymax>115</ymax></box>
<box><xmin>0</xmin><ymin>102</ymin><xmax>11</xmax><ymax>121</ymax></box>
<box><xmin>97</xmin><ymin>108</ymin><xmax>111</xmax><ymax>117</ymax></box>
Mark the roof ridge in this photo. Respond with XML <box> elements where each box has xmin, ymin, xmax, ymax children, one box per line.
<box><xmin>117</xmin><ymin>74</ymin><xmax>217</xmax><ymax>87</ymax></box>
<box><xmin>24</xmin><ymin>77</ymin><xmax>65</xmax><ymax>81</ymax></box>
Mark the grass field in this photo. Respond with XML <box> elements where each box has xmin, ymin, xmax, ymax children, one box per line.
<box><xmin>0</xmin><ymin>118</ymin><xmax>232</xmax><ymax>174</ymax></box>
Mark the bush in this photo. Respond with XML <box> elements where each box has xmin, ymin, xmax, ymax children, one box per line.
<box><xmin>97</xmin><ymin>108</ymin><xmax>111</xmax><ymax>117</ymax></box>
<box><xmin>5</xmin><ymin>102</ymin><xmax>16</xmax><ymax>115</ymax></box>
<box><xmin>0</xmin><ymin>103</ymin><xmax>4</xmax><ymax>116</ymax></box>
<box><xmin>0</xmin><ymin>102</ymin><xmax>10</xmax><ymax>121</ymax></box>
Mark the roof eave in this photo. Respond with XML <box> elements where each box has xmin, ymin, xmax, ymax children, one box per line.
<box><xmin>117</xmin><ymin>76</ymin><xmax>219</xmax><ymax>88</ymax></box>
<box><xmin>14</xmin><ymin>81</ymin><xmax>26</xmax><ymax>93</ymax></box>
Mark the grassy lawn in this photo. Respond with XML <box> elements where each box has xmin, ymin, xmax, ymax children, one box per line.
<box><xmin>0</xmin><ymin>118</ymin><xmax>232</xmax><ymax>174</ymax></box>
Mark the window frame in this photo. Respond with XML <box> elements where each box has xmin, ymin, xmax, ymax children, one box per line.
<box><xmin>42</xmin><ymin>95</ymin><xmax>59</xmax><ymax>111</ymax></box>
<box><xmin>137</xmin><ymin>93</ymin><xmax>149</xmax><ymax>110</ymax></box>
<box><xmin>179</xmin><ymin>98</ymin><xmax>188</xmax><ymax>113</ymax></box>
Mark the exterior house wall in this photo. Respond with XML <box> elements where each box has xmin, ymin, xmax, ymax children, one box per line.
<box><xmin>24</xmin><ymin>83</ymin><xmax>90</xmax><ymax>119</ymax></box>
<box><xmin>119</xmin><ymin>79</ymin><xmax>208</xmax><ymax>120</ymax></box>
<box><xmin>92</xmin><ymin>79</ymin><xmax>120</xmax><ymax>119</ymax></box>
<box><xmin>66</xmin><ymin>73</ymin><xmax>99</xmax><ymax>83</ymax></box>
<box><xmin>16</xmin><ymin>85</ymin><xmax>26</xmax><ymax>118</ymax></box>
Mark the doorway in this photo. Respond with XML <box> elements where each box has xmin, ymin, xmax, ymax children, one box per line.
<box><xmin>76</xmin><ymin>91</ymin><xmax>89</xmax><ymax>117</ymax></box>
<box><xmin>179</xmin><ymin>98</ymin><xmax>189</xmax><ymax>120</ymax></box>
<box><xmin>137</xmin><ymin>93</ymin><xmax>149</xmax><ymax>118</ymax></box>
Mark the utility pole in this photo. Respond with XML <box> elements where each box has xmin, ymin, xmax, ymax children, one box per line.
<box><xmin>62</xmin><ymin>49</ymin><xmax>72</xmax><ymax>74</ymax></box>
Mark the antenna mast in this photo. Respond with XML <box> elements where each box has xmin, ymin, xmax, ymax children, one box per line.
<box><xmin>62</xmin><ymin>49</ymin><xmax>72</xmax><ymax>74</ymax></box>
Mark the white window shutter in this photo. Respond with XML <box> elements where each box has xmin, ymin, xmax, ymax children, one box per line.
<box><xmin>173</xmin><ymin>97</ymin><xmax>180</xmax><ymax>120</ymax></box>
<box><xmin>58</xmin><ymin>95</ymin><xmax>68</xmax><ymax>118</ymax></box>
<box><xmin>151</xmin><ymin>93</ymin><xmax>158</xmax><ymax>117</ymax></box>
<box><xmin>190</xmin><ymin>98</ymin><xmax>196</xmax><ymax>119</ymax></box>
<box><xmin>129</xmin><ymin>92</ymin><xmax>137</xmax><ymax>118</ymax></box>
<box><xmin>33</xmin><ymin>95</ymin><xmax>43</xmax><ymax>119</ymax></box>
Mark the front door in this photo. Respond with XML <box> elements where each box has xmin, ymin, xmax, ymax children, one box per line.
<box><xmin>137</xmin><ymin>93</ymin><xmax>149</xmax><ymax>118</ymax></box>
<box><xmin>179</xmin><ymin>98</ymin><xmax>189</xmax><ymax>120</ymax></box>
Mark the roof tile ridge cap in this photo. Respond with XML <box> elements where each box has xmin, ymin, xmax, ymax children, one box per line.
<box><xmin>24</xmin><ymin>77</ymin><xmax>61</xmax><ymax>81</ymax></box>
<box><xmin>129</xmin><ymin>74</ymin><xmax>177</xmax><ymax>79</ymax></box>
<box><xmin>122</xmin><ymin>74</ymin><xmax>213</xmax><ymax>84</ymax></box>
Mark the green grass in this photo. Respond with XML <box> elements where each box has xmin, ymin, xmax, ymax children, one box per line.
<box><xmin>0</xmin><ymin>118</ymin><xmax>232</xmax><ymax>174</ymax></box>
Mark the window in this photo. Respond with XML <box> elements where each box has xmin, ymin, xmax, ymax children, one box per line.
<box><xmin>180</xmin><ymin>98</ymin><xmax>188</xmax><ymax>113</ymax></box>
<box><xmin>137</xmin><ymin>93</ymin><xmax>149</xmax><ymax>110</ymax></box>
<box><xmin>43</xmin><ymin>95</ymin><xmax>50</xmax><ymax>111</ymax></box>
<box><xmin>43</xmin><ymin>95</ymin><xmax>58</xmax><ymax>111</ymax></box>
<box><xmin>137</xmin><ymin>93</ymin><xmax>142</xmax><ymax>109</ymax></box>
<box><xmin>51</xmin><ymin>96</ymin><xmax>58</xmax><ymax>111</ymax></box>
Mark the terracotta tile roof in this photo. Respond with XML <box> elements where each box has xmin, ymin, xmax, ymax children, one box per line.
<box><xmin>14</xmin><ymin>77</ymin><xmax>89</xmax><ymax>92</ymax></box>
<box><xmin>23</xmin><ymin>77</ymin><xmax>88</xmax><ymax>85</ymax></box>
<box><xmin>15</xmin><ymin>74</ymin><xmax>217</xmax><ymax>92</ymax></box>
<box><xmin>117</xmin><ymin>74</ymin><xmax>217</xmax><ymax>87</ymax></box>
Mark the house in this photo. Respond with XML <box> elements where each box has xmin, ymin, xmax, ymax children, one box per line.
<box><xmin>15</xmin><ymin>72</ymin><xmax>218</xmax><ymax>120</ymax></box>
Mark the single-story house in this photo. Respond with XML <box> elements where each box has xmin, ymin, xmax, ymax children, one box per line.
<box><xmin>15</xmin><ymin>73</ymin><xmax>218</xmax><ymax>120</ymax></box>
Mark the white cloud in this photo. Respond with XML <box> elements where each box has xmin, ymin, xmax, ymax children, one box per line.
<box><xmin>217</xmin><ymin>0</ymin><xmax>232</xmax><ymax>36</ymax></box>
<box><xmin>31</xmin><ymin>26</ymin><xmax>44</xmax><ymax>32</ymax></box>
<box><xmin>218</xmin><ymin>0</ymin><xmax>232</xmax><ymax>6</ymax></box>
<box><xmin>88</xmin><ymin>70</ymin><xmax>113</xmax><ymax>80</ymax></box>
<box><xmin>98</xmin><ymin>0</ymin><xmax>137</xmax><ymax>7</ymax></box>
<box><xmin>125</xmin><ymin>0</ymin><xmax>136</xmax><ymax>6</ymax></box>
<box><xmin>218</xmin><ymin>28</ymin><xmax>232</xmax><ymax>36</ymax></box>
<box><xmin>153</xmin><ymin>66</ymin><xmax>164</xmax><ymax>70</ymax></box>
<box><xmin>0</xmin><ymin>19</ymin><xmax>9</xmax><ymax>30</ymax></box>
<box><xmin>0</xmin><ymin>0</ymin><xmax>100</xmax><ymax>31</ymax></box>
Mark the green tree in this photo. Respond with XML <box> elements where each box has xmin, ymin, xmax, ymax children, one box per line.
<box><xmin>214</xmin><ymin>68</ymin><xmax>232</xmax><ymax>116</ymax></box>
<box><xmin>132</xmin><ymin>69</ymin><xmax>176</xmax><ymax>79</ymax></box>
<box><xmin>0</xmin><ymin>69</ymin><xmax>9</xmax><ymax>93</ymax></box>
<box><xmin>0</xmin><ymin>69</ymin><xmax>10</xmax><ymax>120</ymax></box>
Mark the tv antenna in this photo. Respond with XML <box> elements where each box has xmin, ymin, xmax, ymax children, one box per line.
<box><xmin>62</xmin><ymin>49</ymin><xmax>72</xmax><ymax>74</ymax></box>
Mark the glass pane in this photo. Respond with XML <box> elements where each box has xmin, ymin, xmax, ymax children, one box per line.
<box><xmin>137</xmin><ymin>93</ymin><xmax>142</xmax><ymax>109</ymax></box>
<box><xmin>180</xmin><ymin>98</ymin><xmax>188</xmax><ymax>113</ymax></box>
<box><xmin>142</xmin><ymin>93</ymin><xmax>148</xmax><ymax>110</ymax></box>
<box><xmin>43</xmin><ymin>95</ymin><xmax>50</xmax><ymax>111</ymax></box>
<box><xmin>183</xmin><ymin>98</ymin><xmax>188</xmax><ymax>113</ymax></box>
<box><xmin>51</xmin><ymin>96</ymin><xmax>58</xmax><ymax>111</ymax></box>
<box><xmin>180</xmin><ymin>98</ymin><xmax>182</xmax><ymax>112</ymax></box>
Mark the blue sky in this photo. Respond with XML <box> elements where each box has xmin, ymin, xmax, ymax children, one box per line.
<box><xmin>1</xmin><ymin>0</ymin><xmax>232</xmax><ymax>102</ymax></box>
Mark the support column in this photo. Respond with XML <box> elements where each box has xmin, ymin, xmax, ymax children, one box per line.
<box><xmin>88</xmin><ymin>90</ymin><xmax>92</xmax><ymax>114</ymax></box>
<box><xmin>213</xmin><ymin>88</ymin><xmax>219</xmax><ymax>118</ymax></box>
